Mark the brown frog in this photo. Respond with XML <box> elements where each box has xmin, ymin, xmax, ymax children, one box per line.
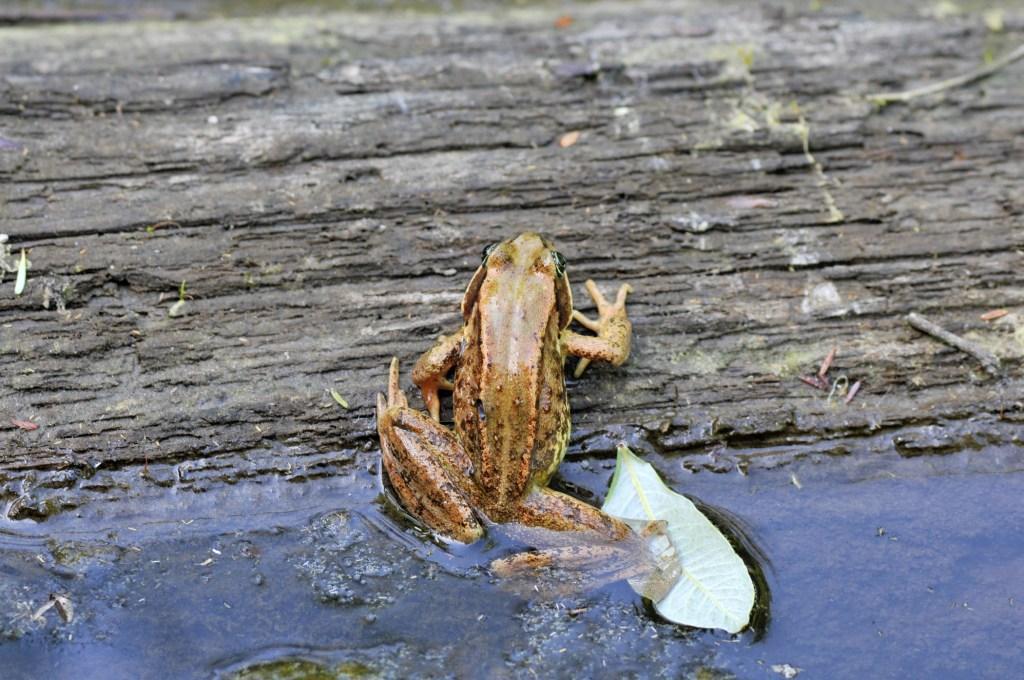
<box><xmin>376</xmin><ymin>232</ymin><xmax>634</xmax><ymax>544</ymax></box>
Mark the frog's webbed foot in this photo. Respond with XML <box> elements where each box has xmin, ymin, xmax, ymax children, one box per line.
<box><xmin>565</xmin><ymin>280</ymin><xmax>633</xmax><ymax>378</ymax></box>
<box><xmin>412</xmin><ymin>330</ymin><xmax>463</xmax><ymax>421</ymax></box>
<box><xmin>377</xmin><ymin>358</ymin><xmax>483</xmax><ymax>543</ymax></box>
<box><xmin>489</xmin><ymin>496</ymin><xmax>680</xmax><ymax>601</ymax></box>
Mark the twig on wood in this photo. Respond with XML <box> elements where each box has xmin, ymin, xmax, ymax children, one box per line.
<box><xmin>866</xmin><ymin>43</ymin><xmax>1024</xmax><ymax>105</ymax></box>
<box><xmin>800</xmin><ymin>346</ymin><xmax>838</xmax><ymax>391</ymax></box>
<box><xmin>818</xmin><ymin>347</ymin><xmax>837</xmax><ymax>378</ymax></box>
<box><xmin>981</xmin><ymin>309</ymin><xmax>1009</xmax><ymax>321</ymax></box>
<box><xmin>799</xmin><ymin>375</ymin><xmax>827</xmax><ymax>390</ymax></box>
<box><xmin>906</xmin><ymin>312</ymin><xmax>1001</xmax><ymax>375</ymax></box>
<box><xmin>146</xmin><ymin>220</ymin><xmax>181</xmax><ymax>233</ymax></box>
<box><xmin>844</xmin><ymin>380</ymin><xmax>862</xmax><ymax>405</ymax></box>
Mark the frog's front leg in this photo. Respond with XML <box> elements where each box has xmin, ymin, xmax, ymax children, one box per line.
<box><xmin>377</xmin><ymin>358</ymin><xmax>483</xmax><ymax>543</ymax></box>
<box><xmin>563</xmin><ymin>279</ymin><xmax>633</xmax><ymax>378</ymax></box>
<box><xmin>412</xmin><ymin>329</ymin><xmax>463</xmax><ymax>421</ymax></box>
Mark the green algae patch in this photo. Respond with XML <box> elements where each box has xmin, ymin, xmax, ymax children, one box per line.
<box><xmin>230</xmin><ymin>659</ymin><xmax>376</xmax><ymax>679</ymax></box>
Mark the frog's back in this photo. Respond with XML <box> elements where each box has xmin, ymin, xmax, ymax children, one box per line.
<box><xmin>453</xmin><ymin>241</ymin><xmax>570</xmax><ymax>518</ymax></box>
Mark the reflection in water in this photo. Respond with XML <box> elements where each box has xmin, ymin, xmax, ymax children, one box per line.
<box><xmin>694</xmin><ymin>499</ymin><xmax>773</xmax><ymax>639</ymax></box>
<box><xmin>487</xmin><ymin>520</ymin><xmax>681</xmax><ymax>603</ymax></box>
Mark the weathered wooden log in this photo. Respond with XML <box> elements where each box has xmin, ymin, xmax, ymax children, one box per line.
<box><xmin>1</xmin><ymin>2</ymin><xmax>1022</xmax><ymax>523</ymax></box>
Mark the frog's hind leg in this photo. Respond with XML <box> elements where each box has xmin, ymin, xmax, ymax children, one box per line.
<box><xmin>377</xmin><ymin>358</ymin><xmax>483</xmax><ymax>544</ymax></box>
<box><xmin>491</xmin><ymin>488</ymin><xmax>680</xmax><ymax>601</ymax></box>
<box><xmin>514</xmin><ymin>486</ymin><xmax>631</xmax><ymax>540</ymax></box>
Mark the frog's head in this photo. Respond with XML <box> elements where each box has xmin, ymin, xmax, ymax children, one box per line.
<box><xmin>462</xmin><ymin>232</ymin><xmax>573</xmax><ymax>329</ymax></box>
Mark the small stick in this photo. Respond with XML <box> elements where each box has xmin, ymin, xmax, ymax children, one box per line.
<box><xmin>980</xmin><ymin>309</ymin><xmax>1009</xmax><ymax>321</ymax></box>
<box><xmin>906</xmin><ymin>312</ymin><xmax>1000</xmax><ymax>375</ymax></box>
<box><xmin>819</xmin><ymin>347</ymin><xmax>837</xmax><ymax>378</ymax></box>
<box><xmin>799</xmin><ymin>375</ymin><xmax>826</xmax><ymax>390</ymax></box>
<box><xmin>866</xmin><ymin>43</ymin><xmax>1024</xmax><ymax>105</ymax></box>
<box><xmin>844</xmin><ymin>380</ymin><xmax>862</xmax><ymax>405</ymax></box>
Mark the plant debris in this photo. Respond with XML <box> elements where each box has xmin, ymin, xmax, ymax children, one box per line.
<box><xmin>553</xmin><ymin>14</ymin><xmax>573</xmax><ymax>29</ymax></box>
<box><xmin>866</xmin><ymin>43</ymin><xmax>1024</xmax><ymax>105</ymax></box>
<box><xmin>818</xmin><ymin>346</ymin><xmax>837</xmax><ymax>378</ymax></box>
<box><xmin>603</xmin><ymin>445</ymin><xmax>756</xmax><ymax>633</ymax></box>
<box><xmin>145</xmin><ymin>220</ymin><xmax>182</xmax><ymax>234</ymax></box>
<box><xmin>980</xmin><ymin>309</ymin><xmax>1009</xmax><ymax>321</ymax></box>
<box><xmin>26</xmin><ymin>594</ymin><xmax>74</xmax><ymax>626</ymax></box>
<box><xmin>169</xmin><ymin>279</ymin><xmax>188</xmax><ymax>317</ymax></box>
<box><xmin>726</xmin><ymin>195</ymin><xmax>779</xmax><ymax>210</ymax></box>
<box><xmin>51</xmin><ymin>594</ymin><xmax>74</xmax><ymax>624</ymax></box>
<box><xmin>906</xmin><ymin>312</ymin><xmax>1000</xmax><ymax>375</ymax></box>
<box><xmin>799</xmin><ymin>375</ymin><xmax>828</xmax><ymax>390</ymax></box>
<box><xmin>799</xmin><ymin>346</ymin><xmax>863</xmax><ymax>404</ymax></box>
<box><xmin>330</xmin><ymin>388</ymin><xmax>349</xmax><ymax>409</ymax></box>
<box><xmin>11</xmin><ymin>419</ymin><xmax>39</xmax><ymax>431</ymax></box>
<box><xmin>771</xmin><ymin>663</ymin><xmax>802</xmax><ymax>679</ymax></box>
<box><xmin>558</xmin><ymin>130</ymin><xmax>581</xmax><ymax>148</ymax></box>
<box><xmin>14</xmin><ymin>248</ymin><xmax>28</xmax><ymax>296</ymax></box>
<box><xmin>826</xmin><ymin>375</ymin><xmax>848</xmax><ymax>403</ymax></box>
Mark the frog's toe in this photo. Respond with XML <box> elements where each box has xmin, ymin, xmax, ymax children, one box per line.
<box><xmin>583</xmin><ymin>280</ymin><xmax>632</xmax><ymax>318</ymax></box>
<box><xmin>385</xmin><ymin>357</ymin><xmax>409</xmax><ymax>408</ymax></box>
<box><xmin>571</xmin><ymin>309</ymin><xmax>601</xmax><ymax>332</ymax></box>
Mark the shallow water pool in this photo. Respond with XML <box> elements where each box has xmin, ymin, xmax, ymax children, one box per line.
<box><xmin>2</xmin><ymin>445</ymin><xmax>1022</xmax><ymax>679</ymax></box>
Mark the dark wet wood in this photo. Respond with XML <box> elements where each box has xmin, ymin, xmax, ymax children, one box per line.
<box><xmin>1</xmin><ymin>2</ymin><xmax>1022</xmax><ymax>520</ymax></box>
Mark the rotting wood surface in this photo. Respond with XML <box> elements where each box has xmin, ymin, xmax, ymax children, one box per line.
<box><xmin>1</xmin><ymin>2</ymin><xmax>1022</xmax><ymax>522</ymax></box>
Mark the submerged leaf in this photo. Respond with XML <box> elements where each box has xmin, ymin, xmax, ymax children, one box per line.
<box><xmin>602</xmin><ymin>445</ymin><xmax>755</xmax><ymax>633</ymax></box>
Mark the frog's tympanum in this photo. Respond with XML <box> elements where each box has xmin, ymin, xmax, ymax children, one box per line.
<box><xmin>376</xmin><ymin>232</ymin><xmax>635</xmax><ymax>545</ymax></box>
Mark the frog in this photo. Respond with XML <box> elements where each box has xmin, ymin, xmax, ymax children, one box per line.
<box><xmin>375</xmin><ymin>232</ymin><xmax>635</xmax><ymax>545</ymax></box>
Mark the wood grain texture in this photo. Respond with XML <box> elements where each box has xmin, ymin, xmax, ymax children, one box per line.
<box><xmin>1</xmin><ymin>1</ymin><xmax>1022</xmax><ymax>522</ymax></box>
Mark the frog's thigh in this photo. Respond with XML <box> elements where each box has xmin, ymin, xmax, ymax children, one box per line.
<box><xmin>513</xmin><ymin>487</ymin><xmax>630</xmax><ymax>541</ymax></box>
<box><xmin>378</xmin><ymin>405</ymin><xmax>483</xmax><ymax>543</ymax></box>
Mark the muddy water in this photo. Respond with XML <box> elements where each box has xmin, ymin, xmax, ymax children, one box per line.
<box><xmin>2</xmin><ymin>445</ymin><xmax>1022</xmax><ymax>679</ymax></box>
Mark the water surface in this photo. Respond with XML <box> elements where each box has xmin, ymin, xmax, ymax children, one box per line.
<box><xmin>2</xmin><ymin>446</ymin><xmax>1022</xmax><ymax>678</ymax></box>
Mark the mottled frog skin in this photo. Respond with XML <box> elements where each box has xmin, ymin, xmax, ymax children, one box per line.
<box><xmin>376</xmin><ymin>232</ymin><xmax>633</xmax><ymax>543</ymax></box>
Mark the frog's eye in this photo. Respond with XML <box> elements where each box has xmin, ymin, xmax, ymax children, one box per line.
<box><xmin>481</xmin><ymin>242</ymin><xmax>498</xmax><ymax>261</ymax></box>
<box><xmin>552</xmin><ymin>251</ymin><xmax>567</xmax><ymax>277</ymax></box>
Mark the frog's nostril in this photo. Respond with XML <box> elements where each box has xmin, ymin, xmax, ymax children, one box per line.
<box><xmin>476</xmin><ymin>399</ymin><xmax>487</xmax><ymax>422</ymax></box>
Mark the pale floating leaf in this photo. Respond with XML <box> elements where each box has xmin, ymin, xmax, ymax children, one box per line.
<box><xmin>329</xmin><ymin>388</ymin><xmax>349</xmax><ymax>409</ymax></box>
<box><xmin>602</xmin><ymin>445</ymin><xmax>755</xmax><ymax>633</ymax></box>
<box><xmin>14</xmin><ymin>248</ymin><xmax>27</xmax><ymax>296</ymax></box>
